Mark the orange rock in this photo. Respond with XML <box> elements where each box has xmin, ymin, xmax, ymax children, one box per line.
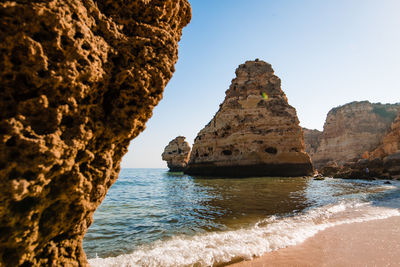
<box><xmin>369</xmin><ymin>111</ymin><xmax>400</xmax><ymax>159</ymax></box>
<box><xmin>304</xmin><ymin>101</ymin><xmax>400</xmax><ymax>169</ymax></box>
<box><xmin>0</xmin><ymin>1</ymin><xmax>191</xmax><ymax>265</ymax></box>
<box><xmin>185</xmin><ymin>60</ymin><xmax>313</xmax><ymax>177</ymax></box>
<box><xmin>162</xmin><ymin>136</ymin><xmax>191</xmax><ymax>171</ymax></box>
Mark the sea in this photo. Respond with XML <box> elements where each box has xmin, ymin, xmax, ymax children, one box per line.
<box><xmin>84</xmin><ymin>168</ymin><xmax>400</xmax><ymax>267</ymax></box>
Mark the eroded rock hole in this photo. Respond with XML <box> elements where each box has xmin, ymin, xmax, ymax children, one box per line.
<box><xmin>61</xmin><ymin>35</ymin><xmax>72</xmax><ymax>48</ymax></box>
<box><xmin>61</xmin><ymin>115</ymin><xmax>74</xmax><ymax>128</ymax></box>
<box><xmin>81</xmin><ymin>42</ymin><xmax>91</xmax><ymax>50</ymax></box>
<box><xmin>74</xmin><ymin>31</ymin><xmax>84</xmax><ymax>39</ymax></box>
<box><xmin>222</xmin><ymin>150</ymin><xmax>232</xmax><ymax>156</ymax></box>
<box><xmin>10</xmin><ymin>197</ymin><xmax>39</xmax><ymax>214</ymax></box>
<box><xmin>5</xmin><ymin>136</ymin><xmax>17</xmax><ymax>147</ymax></box>
<box><xmin>8</xmin><ymin>168</ymin><xmax>20</xmax><ymax>180</ymax></box>
<box><xmin>71</xmin><ymin>12</ymin><xmax>79</xmax><ymax>20</ymax></box>
<box><xmin>37</xmin><ymin>70</ymin><xmax>47</xmax><ymax>78</ymax></box>
<box><xmin>22</xmin><ymin>171</ymin><xmax>37</xmax><ymax>181</ymax></box>
<box><xmin>265</xmin><ymin>147</ymin><xmax>278</xmax><ymax>154</ymax></box>
<box><xmin>32</xmin><ymin>22</ymin><xmax>56</xmax><ymax>43</ymax></box>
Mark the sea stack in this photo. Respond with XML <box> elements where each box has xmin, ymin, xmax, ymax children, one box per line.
<box><xmin>184</xmin><ymin>60</ymin><xmax>313</xmax><ymax>177</ymax></box>
<box><xmin>162</xmin><ymin>136</ymin><xmax>191</xmax><ymax>171</ymax></box>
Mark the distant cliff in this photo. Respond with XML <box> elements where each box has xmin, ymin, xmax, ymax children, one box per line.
<box><xmin>185</xmin><ymin>60</ymin><xmax>313</xmax><ymax>177</ymax></box>
<box><xmin>369</xmin><ymin>111</ymin><xmax>400</xmax><ymax>159</ymax></box>
<box><xmin>326</xmin><ymin>110</ymin><xmax>400</xmax><ymax>180</ymax></box>
<box><xmin>304</xmin><ymin>101</ymin><xmax>400</xmax><ymax>169</ymax></box>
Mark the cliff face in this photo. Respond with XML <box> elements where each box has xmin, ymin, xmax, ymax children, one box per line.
<box><xmin>340</xmin><ymin>110</ymin><xmax>400</xmax><ymax>180</ymax></box>
<box><xmin>185</xmin><ymin>60</ymin><xmax>313</xmax><ymax>177</ymax></box>
<box><xmin>369</xmin><ymin>111</ymin><xmax>400</xmax><ymax>159</ymax></box>
<box><xmin>306</xmin><ymin>101</ymin><xmax>400</xmax><ymax>169</ymax></box>
<box><xmin>0</xmin><ymin>1</ymin><xmax>191</xmax><ymax>266</ymax></box>
<box><xmin>162</xmin><ymin>136</ymin><xmax>191</xmax><ymax>171</ymax></box>
<box><xmin>303</xmin><ymin>128</ymin><xmax>322</xmax><ymax>159</ymax></box>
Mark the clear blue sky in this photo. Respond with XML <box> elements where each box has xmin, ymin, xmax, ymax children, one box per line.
<box><xmin>122</xmin><ymin>0</ymin><xmax>400</xmax><ymax>168</ymax></box>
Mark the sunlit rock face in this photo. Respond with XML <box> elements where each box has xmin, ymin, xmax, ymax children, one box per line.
<box><xmin>305</xmin><ymin>101</ymin><xmax>400</xmax><ymax>169</ymax></box>
<box><xmin>162</xmin><ymin>136</ymin><xmax>191</xmax><ymax>171</ymax></box>
<box><xmin>185</xmin><ymin>60</ymin><xmax>313</xmax><ymax>177</ymax></box>
<box><xmin>369</xmin><ymin>111</ymin><xmax>400</xmax><ymax>160</ymax></box>
<box><xmin>339</xmin><ymin>111</ymin><xmax>400</xmax><ymax>180</ymax></box>
<box><xmin>303</xmin><ymin>128</ymin><xmax>322</xmax><ymax>160</ymax></box>
<box><xmin>0</xmin><ymin>0</ymin><xmax>191</xmax><ymax>266</ymax></box>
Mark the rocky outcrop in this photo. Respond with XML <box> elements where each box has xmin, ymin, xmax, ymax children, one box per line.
<box><xmin>162</xmin><ymin>136</ymin><xmax>191</xmax><ymax>171</ymax></box>
<box><xmin>184</xmin><ymin>60</ymin><xmax>313</xmax><ymax>177</ymax></box>
<box><xmin>0</xmin><ymin>1</ymin><xmax>190</xmax><ymax>266</ymax></box>
<box><xmin>303</xmin><ymin>128</ymin><xmax>322</xmax><ymax>159</ymax></box>
<box><xmin>369</xmin><ymin>111</ymin><xmax>400</xmax><ymax>159</ymax></box>
<box><xmin>333</xmin><ymin>111</ymin><xmax>400</xmax><ymax>180</ymax></box>
<box><xmin>305</xmin><ymin>101</ymin><xmax>400</xmax><ymax>169</ymax></box>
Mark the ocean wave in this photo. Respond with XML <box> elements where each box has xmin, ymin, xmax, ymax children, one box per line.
<box><xmin>89</xmin><ymin>199</ymin><xmax>399</xmax><ymax>267</ymax></box>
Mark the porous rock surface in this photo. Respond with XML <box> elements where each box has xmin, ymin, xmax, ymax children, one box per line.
<box><xmin>304</xmin><ymin>101</ymin><xmax>400</xmax><ymax>169</ymax></box>
<box><xmin>162</xmin><ymin>136</ymin><xmax>191</xmax><ymax>171</ymax></box>
<box><xmin>185</xmin><ymin>60</ymin><xmax>313</xmax><ymax>177</ymax></box>
<box><xmin>0</xmin><ymin>1</ymin><xmax>190</xmax><ymax>266</ymax></box>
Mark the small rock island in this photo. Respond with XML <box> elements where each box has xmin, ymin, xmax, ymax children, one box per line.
<box><xmin>184</xmin><ymin>60</ymin><xmax>313</xmax><ymax>177</ymax></box>
<box><xmin>162</xmin><ymin>136</ymin><xmax>191</xmax><ymax>172</ymax></box>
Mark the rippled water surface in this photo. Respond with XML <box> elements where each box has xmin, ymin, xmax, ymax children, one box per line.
<box><xmin>83</xmin><ymin>169</ymin><xmax>400</xmax><ymax>266</ymax></box>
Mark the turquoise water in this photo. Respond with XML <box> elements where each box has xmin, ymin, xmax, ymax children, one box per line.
<box><xmin>84</xmin><ymin>169</ymin><xmax>400</xmax><ymax>266</ymax></box>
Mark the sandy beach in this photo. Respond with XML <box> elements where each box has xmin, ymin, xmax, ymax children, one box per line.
<box><xmin>230</xmin><ymin>216</ymin><xmax>400</xmax><ymax>267</ymax></box>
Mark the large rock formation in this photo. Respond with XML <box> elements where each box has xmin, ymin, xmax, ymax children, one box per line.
<box><xmin>304</xmin><ymin>101</ymin><xmax>400</xmax><ymax>169</ymax></box>
<box><xmin>0</xmin><ymin>1</ymin><xmax>190</xmax><ymax>266</ymax></box>
<box><xmin>162</xmin><ymin>136</ymin><xmax>191</xmax><ymax>171</ymax></box>
<box><xmin>184</xmin><ymin>60</ymin><xmax>313</xmax><ymax>177</ymax></box>
<box><xmin>333</xmin><ymin>111</ymin><xmax>400</xmax><ymax>180</ymax></box>
<box><xmin>369</xmin><ymin>111</ymin><xmax>400</xmax><ymax>159</ymax></box>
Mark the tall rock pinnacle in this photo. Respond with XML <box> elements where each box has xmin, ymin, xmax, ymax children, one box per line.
<box><xmin>185</xmin><ymin>60</ymin><xmax>313</xmax><ymax>177</ymax></box>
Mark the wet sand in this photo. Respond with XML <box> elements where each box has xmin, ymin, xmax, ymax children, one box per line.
<box><xmin>230</xmin><ymin>216</ymin><xmax>400</xmax><ymax>267</ymax></box>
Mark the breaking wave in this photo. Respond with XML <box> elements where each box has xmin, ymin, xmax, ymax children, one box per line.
<box><xmin>89</xmin><ymin>198</ymin><xmax>399</xmax><ymax>267</ymax></box>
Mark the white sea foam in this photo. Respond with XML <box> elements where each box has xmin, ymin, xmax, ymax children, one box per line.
<box><xmin>89</xmin><ymin>200</ymin><xmax>400</xmax><ymax>267</ymax></box>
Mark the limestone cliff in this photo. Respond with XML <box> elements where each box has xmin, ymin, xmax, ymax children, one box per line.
<box><xmin>317</xmin><ymin>110</ymin><xmax>400</xmax><ymax>179</ymax></box>
<box><xmin>369</xmin><ymin>111</ymin><xmax>400</xmax><ymax>159</ymax></box>
<box><xmin>303</xmin><ymin>128</ymin><xmax>322</xmax><ymax>160</ymax></box>
<box><xmin>0</xmin><ymin>1</ymin><xmax>191</xmax><ymax>266</ymax></box>
<box><xmin>342</xmin><ymin>110</ymin><xmax>400</xmax><ymax>179</ymax></box>
<box><xmin>162</xmin><ymin>136</ymin><xmax>191</xmax><ymax>171</ymax></box>
<box><xmin>306</xmin><ymin>101</ymin><xmax>400</xmax><ymax>169</ymax></box>
<box><xmin>185</xmin><ymin>60</ymin><xmax>313</xmax><ymax>177</ymax></box>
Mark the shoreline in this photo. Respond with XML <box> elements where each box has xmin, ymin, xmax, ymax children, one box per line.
<box><xmin>229</xmin><ymin>215</ymin><xmax>400</xmax><ymax>267</ymax></box>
